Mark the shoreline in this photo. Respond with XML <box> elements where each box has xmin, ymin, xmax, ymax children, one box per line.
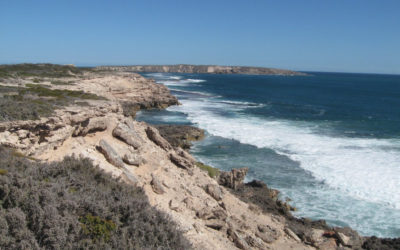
<box><xmin>0</xmin><ymin>64</ymin><xmax>398</xmax><ymax>249</ymax></box>
<box><xmin>142</xmin><ymin>73</ymin><xmax>400</xmax><ymax>249</ymax></box>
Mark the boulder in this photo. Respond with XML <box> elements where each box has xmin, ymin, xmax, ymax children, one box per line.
<box><xmin>285</xmin><ymin>227</ymin><xmax>301</xmax><ymax>242</ymax></box>
<box><xmin>96</xmin><ymin>139</ymin><xmax>124</xmax><ymax>168</ymax></box>
<box><xmin>123</xmin><ymin>151</ymin><xmax>145</xmax><ymax>166</ymax></box>
<box><xmin>218</xmin><ymin>168</ymin><xmax>248</xmax><ymax>190</ymax></box>
<box><xmin>205</xmin><ymin>184</ymin><xmax>223</xmax><ymax>201</ymax></box>
<box><xmin>334</xmin><ymin>227</ymin><xmax>364</xmax><ymax>249</ymax></box>
<box><xmin>112</xmin><ymin>122</ymin><xmax>142</xmax><ymax>149</ymax></box>
<box><xmin>154</xmin><ymin>124</ymin><xmax>205</xmax><ymax>150</ymax></box>
<box><xmin>169</xmin><ymin>153</ymin><xmax>194</xmax><ymax>171</ymax></box>
<box><xmin>145</xmin><ymin>126</ymin><xmax>172</xmax><ymax>151</ymax></box>
<box><xmin>228</xmin><ymin>229</ymin><xmax>251</xmax><ymax>250</ymax></box>
<box><xmin>256</xmin><ymin>224</ymin><xmax>281</xmax><ymax>243</ymax></box>
<box><xmin>169</xmin><ymin>199</ymin><xmax>182</xmax><ymax>212</ymax></box>
<box><xmin>74</xmin><ymin>117</ymin><xmax>108</xmax><ymax>136</ymax></box>
<box><xmin>150</xmin><ymin>174</ymin><xmax>165</xmax><ymax>194</ymax></box>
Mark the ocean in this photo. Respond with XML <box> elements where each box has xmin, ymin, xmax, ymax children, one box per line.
<box><xmin>136</xmin><ymin>72</ymin><xmax>400</xmax><ymax>238</ymax></box>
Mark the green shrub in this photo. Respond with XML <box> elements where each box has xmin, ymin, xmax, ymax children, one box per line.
<box><xmin>195</xmin><ymin>162</ymin><xmax>219</xmax><ymax>178</ymax></box>
<box><xmin>0</xmin><ymin>169</ymin><xmax>7</xmax><ymax>175</ymax></box>
<box><xmin>79</xmin><ymin>214</ymin><xmax>116</xmax><ymax>242</ymax></box>
<box><xmin>0</xmin><ymin>63</ymin><xmax>92</xmax><ymax>78</ymax></box>
<box><xmin>0</xmin><ymin>84</ymin><xmax>104</xmax><ymax>121</ymax></box>
<box><xmin>51</xmin><ymin>80</ymin><xmax>74</xmax><ymax>85</ymax></box>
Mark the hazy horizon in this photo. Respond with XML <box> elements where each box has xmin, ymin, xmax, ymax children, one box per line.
<box><xmin>1</xmin><ymin>1</ymin><xmax>399</xmax><ymax>74</ymax></box>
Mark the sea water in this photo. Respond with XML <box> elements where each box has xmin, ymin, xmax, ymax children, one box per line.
<box><xmin>136</xmin><ymin>72</ymin><xmax>400</xmax><ymax>237</ymax></box>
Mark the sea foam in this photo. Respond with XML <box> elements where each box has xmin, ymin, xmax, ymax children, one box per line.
<box><xmin>169</xmin><ymin>98</ymin><xmax>400</xmax><ymax>209</ymax></box>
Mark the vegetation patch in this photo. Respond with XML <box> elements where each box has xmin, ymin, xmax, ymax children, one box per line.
<box><xmin>24</xmin><ymin>84</ymin><xmax>104</xmax><ymax>100</ymax></box>
<box><xmin>51</xmin><ymin>80</ymin><xmax>75</xmax><ymax>85</ymax></box>
<box><xmin>195</xmin><ymin>162</ymin><xmax>220</xmax><ymax>178</ymax></box>
<box><xmin>0</xmin><ymin>84</ymin><xmax>104</xmax><ymax>121</ymax></box>
<box><xmin>79</xmin><ymin>214</ymin><xmax>117</xmax><ymax>242</ymax></box>
<box><xmin>0</xmin><ymin>63</ymin><xmax>93</xmax><ymax>78</ymax></box>
<box><xmin>0</xmin><ymin>146</ymin><xmax>190</xmax><ymax>249</ymax></box>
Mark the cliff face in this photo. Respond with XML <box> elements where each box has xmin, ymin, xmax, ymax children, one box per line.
<box><xmin>0</xmin><ymin>65</ymin><xmax>382</xmax><ymax>250</ymax></box>
<box><xmin>96</xmin><ymin>64</ymin><xmax>307</xmax><ymax>76</ymax></box>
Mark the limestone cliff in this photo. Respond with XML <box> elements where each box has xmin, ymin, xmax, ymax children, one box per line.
<box><xmin>95</xmin><ymin>64</ymin><xmax>307</xmax><ymax>76</ymax></box>
<box><xmin>0</xmin><ymin>65</ymin><xmax>384</xmax><ymax>250</ymax></box>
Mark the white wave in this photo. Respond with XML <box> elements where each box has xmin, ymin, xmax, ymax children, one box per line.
<box><xmin>218</xmin><ymin>100</ymin><xmax>266</xmax><ymax>108</ymax></box>
<box><xmin>170</xmin><ymin>89</ymin><xmax>217</xmax><ymax>97</ymax></box>
<box><xmin>169</xmin><ymin>76</ymin><xmax>182</xmax><ymax>80</ymax></box>
<box><xmin>157</xmin><ymin>78</ymin><xmax>206</xmax><ymax>87</ymax></box>
<box><xmin>187</xmin><ymin>78</ymin><xmax>206</xmax><ymax>83</ymax></box>
<box><xmin>169</xmin><ymin>99</ymin><xmax>400</xmax><ymax>209</ymax></box>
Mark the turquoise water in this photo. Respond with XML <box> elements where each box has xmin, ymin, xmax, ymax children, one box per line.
<box><xmin>137</xmin><ymin>72</ymin><xmax>400</xmax><ymax>237</ymax></box>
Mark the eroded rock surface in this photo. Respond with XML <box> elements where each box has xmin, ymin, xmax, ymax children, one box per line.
<box><xmin>0</xmin><ymin>69</ymin><xmax>379</xmax><ymax>250</ymax></box>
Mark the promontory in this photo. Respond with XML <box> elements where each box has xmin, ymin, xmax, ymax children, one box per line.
<box><xmin>95</xmin><ymin>64</ymin><xmax>307</xmax><ymax>76</ymax></box>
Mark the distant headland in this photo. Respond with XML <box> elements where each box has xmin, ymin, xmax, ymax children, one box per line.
<box><xmin>95</xmin><ymin>64</ymin><xmax>307</xmax><ymax>76</ymax></box>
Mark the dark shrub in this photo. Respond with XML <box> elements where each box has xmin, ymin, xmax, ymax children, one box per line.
<box><xmin>0</xmin><ymin>147</ymin><xmax>190</xmax><ymax>249</ymax></box>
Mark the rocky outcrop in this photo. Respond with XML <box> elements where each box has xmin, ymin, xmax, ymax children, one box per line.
<box><xmin>112</xmin><ymin>121</ymin><xmax>143</xmax><ymax>149</ymax></box>
<box><xmin>218</xmin><ymin>168</ymin><xmax>248</xmax><ymax>190</ymax></box>
<box><xmin>1</xmin><ymin>68</ymin><xmax>393</xmax><ymax>250</ymax></box>
<box><xmin>97</xmin><ymin>139</ymin><xmax>125</xmax><ymax>169</ymax></box>
<box><xmin>155</xmin><ymin>124</ymin><xmax>205</xmax><ymax>150</ymax></box>
<box><xmin>96</xmin><ymin>64</ymin><xmax>307</xmax><ymax>76</ymax></box>
<box><xmin>145</xmin><ymin>126</ymin><xmax>173</xmax><ymax>151</ymax></box>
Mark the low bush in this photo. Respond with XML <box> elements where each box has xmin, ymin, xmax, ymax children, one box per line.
<box><xmin>0</xmin><ymin>84</ymin><xmax>104</xmax><ymax>121</ymax></box>
<box><xmin>195</xmin><ymin>162</ymin><xmax>219</xmax><ymax>178</ymax></box>
<box><xmin>0</xmin><ymin>147</ymin><xmax>190</xmax><ymax>249</ymax></box>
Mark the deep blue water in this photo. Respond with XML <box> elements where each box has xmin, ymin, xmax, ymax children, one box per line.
<box><xmin>136</xmin><ymin>72</ymin><xmax>400</xmax><ymax>237</ymax></box>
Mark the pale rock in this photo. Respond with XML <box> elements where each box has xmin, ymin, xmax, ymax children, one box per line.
<box><xmin>285</xmin><ymin>227</ymin><xmax>301</xmax><ymax>242</ymax></box>
<box><xmin>97</xmin><ymin>139</ymin><xmax>125</xmax><ymax>168</ymax></box>
<box><xmin>113</xmin><ymin>122</ymin><xmax>142</xmax><ymax>149</ymax></box>
<box><xmin>145</xmin><ymin>126</ymin><xmax>172</xmax><ymax>151</ymax></box>
<box><xmin>205</xmin><ymin>184</ymin><xmax>223</xmax><ymax>201</ymax></box>
<box><xmin>151</xmin><ymin>174</ymin><xmax>165</xmax><ymax>194</ymax></box>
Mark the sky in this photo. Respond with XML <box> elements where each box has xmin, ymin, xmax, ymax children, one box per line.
<box><xmin>0</xmin><ymin>0</ymin><xmax>399</xmax><ymax>74</ymax></box>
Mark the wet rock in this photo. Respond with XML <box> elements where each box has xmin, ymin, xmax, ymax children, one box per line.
<box><xmin>218</xmin><ymin>168</ymin><xmax>248</xmax><ymax>190</ymax></box>
<box><xmin>362</xmin><ymin>236</ymin><xmax>400</xmax><ymax>250</ymax></box>
<box><xmin>205</xmin><ymin>184</ymin><xmax>223</xmax><ymax>201</ymax></box>
<box><xmin>151</xmin><ymin>174</ymin><xmax>165</xmax><ymax>194</ymax></box>
<box><xmin>145</xmin><ymin>126</ymin><xmax>172</xmax><ymax>151</ymax></box>
<box><xmin>96</xmin><ymin>139</ymin><xmax>124</xmax><ymax>168</ymax></box>
<box><xmin>154</xmin><ymin>124</ymin><xmax>205</xmax><ymax>150</ymax></box>
<box><xmin>113</xmin><ymin>122</ymin><xmax>142</xmax><ymax>149</ymax></box>
<box><xmin>334</xmin><ymin>227</ymin><xmax>364</xmax><ymax>249</ymax></box>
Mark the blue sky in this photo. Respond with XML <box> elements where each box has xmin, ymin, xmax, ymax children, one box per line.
<box><xmin>1</xmin><ymin>0</ymin><xmax>399</xmax><ymax>74</ymax></box>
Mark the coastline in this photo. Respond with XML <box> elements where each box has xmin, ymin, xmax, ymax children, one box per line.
<box><xmin>138</xmin><ymin>71</ymin><xmax>400</xmax><ymax>249</ymax></box>
<box><xmin>0</xmin><ymin>64</ymin><xmax>398</xmax><ymax>249</ymax></box>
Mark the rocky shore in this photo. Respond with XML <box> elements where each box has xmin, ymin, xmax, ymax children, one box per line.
<box><xmin>0</xmin><ymin>64</ymin><xmax>398</xmax><ymax>249</ymax></box>
<box><xmin>95</xmin><ymin>64</ymin><xmax>307</xmax><ymax>76</ymax></box>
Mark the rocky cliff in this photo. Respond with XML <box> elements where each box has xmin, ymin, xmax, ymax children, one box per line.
<box><xmin>0</xmin><ymin>64</ymin><xmax>396</xmax><ymax>250</ymax></box>
<box><xmin>95</xmin><ymin>64</ymin><xmax>307</xmax><ymax>76</ymax></box>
